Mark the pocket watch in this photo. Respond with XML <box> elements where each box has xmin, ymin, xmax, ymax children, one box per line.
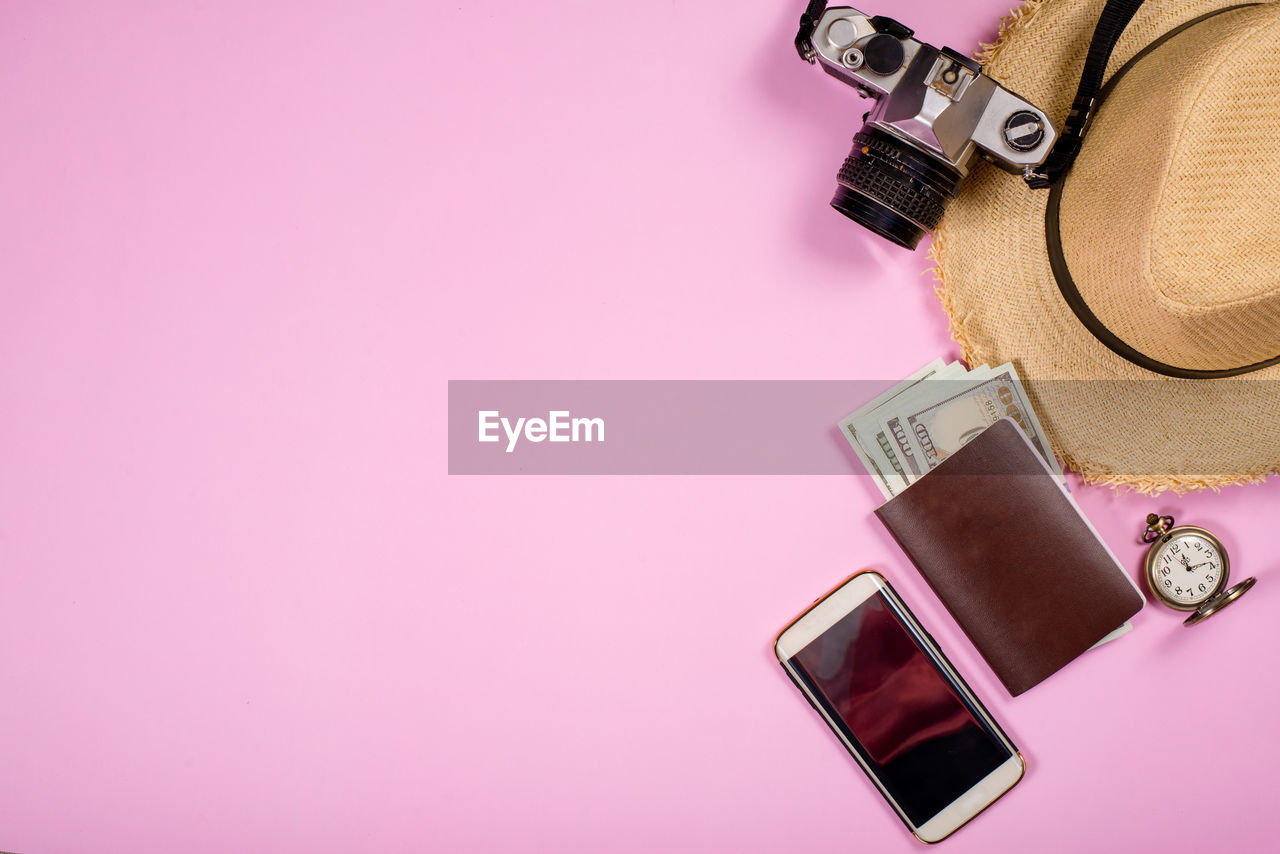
<box><xmin>1140</xmin><ymin>513</ymin><xmax>1256</xmax><ymax>626</ymax></box>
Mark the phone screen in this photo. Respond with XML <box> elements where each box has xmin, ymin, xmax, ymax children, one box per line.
<box><xmin>787</xmin><ymin>590</ymin><xmax>1013</xmax><ymax>826</ymax></box>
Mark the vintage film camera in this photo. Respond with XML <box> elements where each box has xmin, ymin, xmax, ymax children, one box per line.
<box><xmin>795</xmin><ymin>3</ymin><xmax>1057</xmax><ymax>249</ymax></box>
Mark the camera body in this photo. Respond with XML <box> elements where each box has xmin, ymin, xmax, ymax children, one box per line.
<box><xmin>796</xmin><ymin>5</ymin><xmax>1057</xmax><ymax>248</ymax></box>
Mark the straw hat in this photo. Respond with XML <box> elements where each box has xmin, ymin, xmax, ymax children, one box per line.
<box><xmin>932</xmin><ymin>0</ymin><xmax>1280</xmax><ymax>492</ymax></box>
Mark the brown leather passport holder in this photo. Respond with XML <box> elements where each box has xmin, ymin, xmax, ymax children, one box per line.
<box><xmin>874</xmin><ymin>418</ymin><xmax>1143</xmax><ymax>696</ymax></box>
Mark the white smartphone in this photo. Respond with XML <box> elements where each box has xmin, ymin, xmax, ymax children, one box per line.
<box><xmin>774</xmin><ymin>571</ymin><xmax>1024</xmax><ymax>843</ymax></box>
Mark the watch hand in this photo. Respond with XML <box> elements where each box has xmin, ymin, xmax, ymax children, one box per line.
<box><xmin>1188</xmin><ymin>561</ymin><xmax>1210</xmax><ymax>570</ymax></box>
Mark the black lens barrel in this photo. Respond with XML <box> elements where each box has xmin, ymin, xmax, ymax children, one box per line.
<box><xmin>831</xmin><ymin>127</ymin><xmax>963</xmax><ymax>250</ymax></box>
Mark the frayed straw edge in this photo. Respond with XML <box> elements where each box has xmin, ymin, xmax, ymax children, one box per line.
<box><xmin>974</xmin><ymin>0</ymin><xmax>1055</xmax><ymax>68</ymax></box>
<box><xmin>1056</xmin><ymin>451</ymin><xmax>1277</xmax><ymax>496</ymax></box>
<box><xmin>927</xmin><ymin>229</ymin><xmax>981</xmax><ymax>367</ymax></box>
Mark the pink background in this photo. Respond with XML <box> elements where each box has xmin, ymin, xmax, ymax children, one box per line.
<box><xmin>2</xmin><ymin>1</ymin><xmax>1277</xmax><ymax>851</ymax></box>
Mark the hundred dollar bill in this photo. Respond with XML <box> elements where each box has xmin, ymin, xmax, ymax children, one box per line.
<box><xmin>840</xmin><ymin>361</ymin><xmax>972</xmax><ymax>497</ymax></box>
<box><xmin>897</xmin><ymin>363</ymin><xmax>1063</xmax><ymax>477</ymax></box>
<box><xmin>879</xmin><ymin>363</ymin><xmax>972</xmax><ymax>480</ymax></box>
<box><xmin>838</xmin><ymin>359</ymin><xmax>945</xmax><ymax>499</ymax></box>
<box><xmin>880</xmin><ymin>410</ymin><xmax>925</xmax><ymax>481</ymax></box>
<box><xmin>873</xmin><ymin>362</ymin><xmax>972</xmax><ymax>484</ymax></box>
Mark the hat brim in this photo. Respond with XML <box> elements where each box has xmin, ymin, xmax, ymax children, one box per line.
<box><xmin>932</xmin><ymin>0</ymin><xmax>1280</xmax><ymax>493</ymax></box>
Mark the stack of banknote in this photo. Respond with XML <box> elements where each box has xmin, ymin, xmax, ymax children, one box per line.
<box><xmin>839</xmin><ymin>358</ymin><xmax>1062</xmax><ymax>499</ymax></box>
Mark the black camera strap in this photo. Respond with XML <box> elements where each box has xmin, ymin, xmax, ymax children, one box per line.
<box><xmin>1042</xmin><ymin>3</ymin><xmax>1273</xmax><ymax>378</ymax></box>
<box><xmin>795</xmin><ymin>0</ymin><xmax>828</xmax><ymax>62</ymax></box>
<box><xmin>1024</xmin><ymin>0</ymin><xmax>1146</xmax><ymax>188</ymax></box>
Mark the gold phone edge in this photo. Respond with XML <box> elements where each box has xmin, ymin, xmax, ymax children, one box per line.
<box><xmin>911</xmin><ymin>752</ymin><xmax>1027</xmax><ymax>845</ymax></box>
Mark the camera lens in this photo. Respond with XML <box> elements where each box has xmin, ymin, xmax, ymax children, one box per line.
<box><xmin>831</xmin><ymin>127</ymin><xmax>963</xmax><ymax>249</ymax></box>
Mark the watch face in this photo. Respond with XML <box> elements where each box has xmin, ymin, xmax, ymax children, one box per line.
<box><xmin>1150</xmin><ymin>530</ymin><xmax>1226</xmax><ymax>607</ymax></box>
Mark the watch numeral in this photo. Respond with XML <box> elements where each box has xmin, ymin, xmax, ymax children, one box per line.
<box><xmin>1198</xmin><ymin>583</ymin><xmax>1207</xmax><ymax>593</ymax></box>
<box><xmin>1171</xmin><ymin>543</ymin><xmax>1182</xmax><ymax>554</ymax></box>
<box><xmin>1206</xmin><ymin>575</ymin><xmax>1215</xmax><ymax>583</ymax></box>
<box><xmin>1175</xmin><ymin>587</ymin><xmax>1184</xmax><ymax>595</ymax></box>
<box><xmin>1163</xmin><ymin>579</ymin><xmax>1172</xmax><ymax>588</ymax></box>
<box><xmin>1159</xmin><ymin>567</ymin><xmax>1171</xmax><ymax>577</ymax></box>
